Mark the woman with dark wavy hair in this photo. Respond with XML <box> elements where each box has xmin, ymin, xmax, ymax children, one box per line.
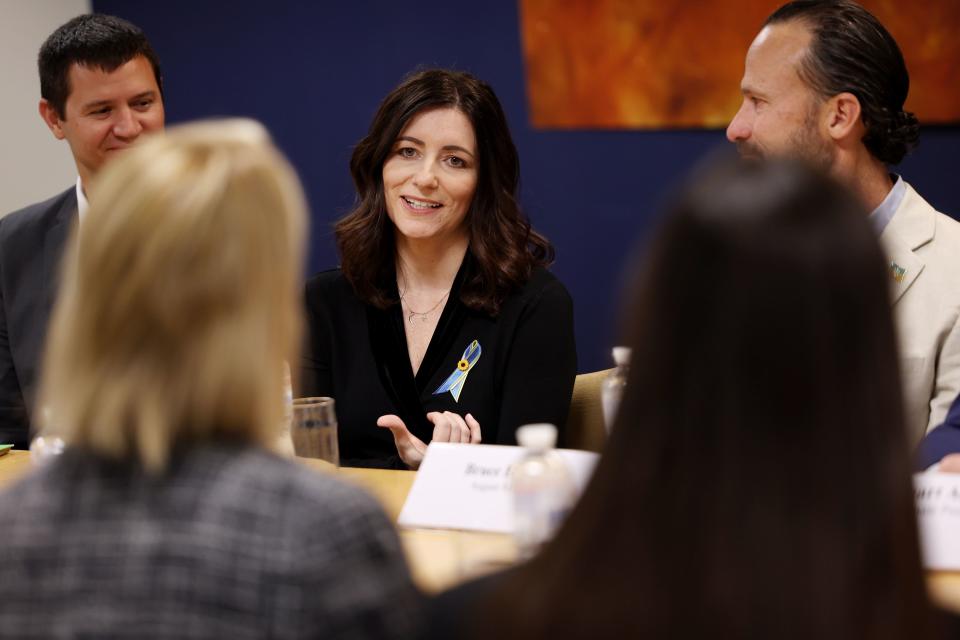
<box><xmin>302</xmin><ymin>69</ymin><xmax>576</xmax><ymax>469</ymax></box>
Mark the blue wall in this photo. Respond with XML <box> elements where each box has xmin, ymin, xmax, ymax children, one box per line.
<box><xmin>93</xmin><ymin>0</ymin><xmax>960</xmax><ymax>373</ymax></box>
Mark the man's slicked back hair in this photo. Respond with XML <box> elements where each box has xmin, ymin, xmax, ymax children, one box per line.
<box><xmin>39</xmin><ymin>13</ymin><xmax>163</xmax><ymax>119</ymax></box>
<box><xmin>765</xmin><ymin>0</ymin><xmax>919</xmax><ymax>165</ymax></box>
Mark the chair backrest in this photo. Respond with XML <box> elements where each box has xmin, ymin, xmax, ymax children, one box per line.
<box><xmin>565</xmin><ymin>369</ymin><xmax>613</xmax><ymax>452</ymax></box>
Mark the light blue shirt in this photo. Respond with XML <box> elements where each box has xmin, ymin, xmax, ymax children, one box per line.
<box><xmin>869</xmin><ymin>174</ymin><xmax>905</xmax><ymax>236</ymax></box>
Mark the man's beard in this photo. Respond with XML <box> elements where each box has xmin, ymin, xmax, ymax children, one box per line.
<box><xmin>788</xmin><ymin>114</ymin><xmax>835</xmax><ymax>172</ymax></box>
<box><xmin>737</xmin><ymin>111</ymin><xmax>835</xmax><ymax>172</ymax></box>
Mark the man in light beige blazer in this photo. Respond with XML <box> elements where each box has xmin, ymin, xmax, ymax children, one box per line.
<box><xmin>880</xmin><ymin>187</ymin><xmax>960</xmax><ymax>439</ymax></box>
<box><xmin>726</xmin><ymin>0</ymin><xmax>960</xmax><ymax>443</ymax></box>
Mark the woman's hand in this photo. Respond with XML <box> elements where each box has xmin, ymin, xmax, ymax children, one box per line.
<box><xmin>377</xmin><ymin>412</ymin><xmax>481</xmax><ymax>469</ymax></box>
<box><xmin>377</xmin><ymin>415</ymin><xmax>428</xmax><ymax>469</ymax></box>
<box><xmin>426</xmin><ymin>411</ymin><xmax>482</xmax><ymax>445</ymax></box>
<box><xmin>939</xmin><ymin>453</ymin><xmax>960</xmax><ymax>473</ymax></box>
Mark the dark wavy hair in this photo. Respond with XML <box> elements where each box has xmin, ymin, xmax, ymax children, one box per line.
<box><xmin>335</xmin><ymin>68</ymin><xmax>553</xmax><ymax>316</ymax></box>
<box><xmin>39</xmin><ymin>14</ymin><xmax>163</xmax><ymax>119</ymax></box>
<box><xmin>765</xmin><ymin>0</ymin><xmax>919</xmax><ymax>165</ymax></box>
<box><xmin>475</xmin><ymin>158</ymin><xmax>936</xmax><ymax>639</ymax></box>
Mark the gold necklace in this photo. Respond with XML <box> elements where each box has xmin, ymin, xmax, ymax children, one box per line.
<box><xmin>400</xmin><ymin>288</ymin><xmax>449</xmax><ymax>324</ymax></box>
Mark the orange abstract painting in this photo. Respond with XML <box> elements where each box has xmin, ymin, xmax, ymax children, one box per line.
<box><xmin>520</xmin><ymin>0</ymin><xmax>960</xmax><ymax>129</ymax></box>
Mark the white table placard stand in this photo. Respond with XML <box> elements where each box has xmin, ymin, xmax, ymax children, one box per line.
<box><xmin>398</xmin><ymin>442</ymin><xmax>599</xmax><ymax>533</ymax></box>
<box><xmin>915</xmin><ymin>472</ymin><xmax>960</xmax><ymax>569</ymax></box>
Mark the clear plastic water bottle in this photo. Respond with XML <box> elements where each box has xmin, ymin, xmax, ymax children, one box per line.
<box><xmin>511</xmin><ymin>423</ymin><xmax>576</xmax><ymax>559</ymax></box>
<box><xmin>29</xmin><ymin>435</ymin><xmax>65</xmax><ymax>466</ymax></box>
<box><xmin>602</xmin><ymin>346</ymin><xmax>631</xmax><ymax>433</ymax></box>
<box><xmin>30</xmin><ymin>406</ymin><xmax>65</xmax><ymax>467</ymax></box>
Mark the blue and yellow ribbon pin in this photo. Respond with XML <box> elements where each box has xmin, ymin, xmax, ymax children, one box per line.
<box><xmin>889</xmin><ymin>261</ymin><xmax>907</xmax><ymax>283</ymax></box>
<box><xmin>433</xmin><ymin>339</ymin><xmax>482</xmax><ymax>402</ymax></box>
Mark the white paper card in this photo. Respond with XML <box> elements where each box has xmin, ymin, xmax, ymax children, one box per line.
<box><xmin>398</xmin><ymin>442</ymin><xmax>599</xmax><ymax>533</ymax></box>
<box><xmin>915</xmin><ymin>472</ymin><xmax>960</xmax><ymax>569</ymax></box>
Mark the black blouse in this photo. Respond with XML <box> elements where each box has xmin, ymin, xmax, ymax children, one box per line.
<box><xmin>301</xmin><ymin>258</ymin><xmax>577</xmax><ymax>468</ymax></box>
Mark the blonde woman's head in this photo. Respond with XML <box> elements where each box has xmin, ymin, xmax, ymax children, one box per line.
<box><xmin>39</xmin><ymin>118</ymin><xmax>307</xmax><ymax>470</ymax></box>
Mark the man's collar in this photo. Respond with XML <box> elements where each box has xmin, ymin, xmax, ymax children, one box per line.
<box><xmin>869</xmin><ymin>174</ymin><xmax>905</xmax><ymax>236</ymax></box>
<box><xmin>75</xmin><ymin>176</ymin><xmax>89</xmax><ymax>221</ymax></box>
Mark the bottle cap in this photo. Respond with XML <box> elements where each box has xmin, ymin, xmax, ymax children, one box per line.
<box><xmin>612</xmin><ymin>346</ymin><xmax>632</xmax><ymax>366</ymax></box>
<box><xmin>516</xmin><ymin>423</ymin><xmax>558</xmax><ymax>451</ymax></box>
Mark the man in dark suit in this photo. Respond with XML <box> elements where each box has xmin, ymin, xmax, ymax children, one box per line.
<box><xmin>918</xmin><ymin>394</ymin><xmax>960</xmax><ymax>471</ymax></box>
<box><xmin>0</xmin><ymin>14</ymin><xmax>165</xmax><ymax>447</ymax></box>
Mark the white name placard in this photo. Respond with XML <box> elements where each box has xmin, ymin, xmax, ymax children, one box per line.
<box><xmin>398</xmin><ymin>442</ymin><xmax>599</xmax><ymax>533</ymax></box>
<box><xmin>915</xmin><ymin>472</ymin><xmax>960</xmax><ymax>569</ymax></box>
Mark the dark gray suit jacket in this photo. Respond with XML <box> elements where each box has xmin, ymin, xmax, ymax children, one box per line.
<box><xmin>0</xmin><ymin>186</ymin><xmax>76</xmax><ymax>447</ymax></box>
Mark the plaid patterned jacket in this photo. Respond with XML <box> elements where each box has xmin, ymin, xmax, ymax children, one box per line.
<box><xmin>0</xmin><ymin>443</ymin><xmax>422</xmax><ymax>639</ymax></box>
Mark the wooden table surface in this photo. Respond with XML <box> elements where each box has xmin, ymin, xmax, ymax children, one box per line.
<box><xmin>0</xmin><ymin>449</ymin><xmax>32</xmax><ymax>489</ymax></box>
<box><xmin>2</xmin><ymin>448</ymin><xmax>959</xmax><ymax>606</ymax></box>
<box><xmin>0</xmin><ymin>450</ymin><xmax>515</xmax><ymax>593</ymax></box>
<box><xmin>295</xmin><ymin>457</ymin><xmax>518</xmax><ymax>592</ymax></box>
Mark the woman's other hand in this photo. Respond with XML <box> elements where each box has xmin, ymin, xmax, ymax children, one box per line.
<box><xmin>426</xmin><ymin>411</ymin><xmax>481</xmax><ymax>445</ymax></box>
<box><xmin>939</xmin><ymin>453</ymin><xmax>960</xmax><ymax>473</ymax></box>
<box><xmin>376</xmin><ymin>412</ymin><xmax>481</xmax><ymax>469</ymax></box>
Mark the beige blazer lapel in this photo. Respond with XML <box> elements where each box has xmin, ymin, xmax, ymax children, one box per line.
<box><xmin>879</xmin><ymin>185</ymin><xmax>934</xmax><ymax>305</ymax></box>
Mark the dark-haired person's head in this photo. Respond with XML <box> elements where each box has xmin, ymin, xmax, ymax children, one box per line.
<box><xmin>37</xmin><ymin>14</ymin><xmax>165</xmax><ymax>188</ymax></box>
<box><xmin>479</xmin><ymin>159</ymin><xmax>935</xmax><ymax>640</ymax></box>
<box><xmin>336</xmin><ymin>68</ymin><xmax>552</xmax><ymax>316</ymax></box>
<box><xmin>727</xmin><ymin>0</ymin><xmax>918</xmax><ymax>172</ymax></box>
